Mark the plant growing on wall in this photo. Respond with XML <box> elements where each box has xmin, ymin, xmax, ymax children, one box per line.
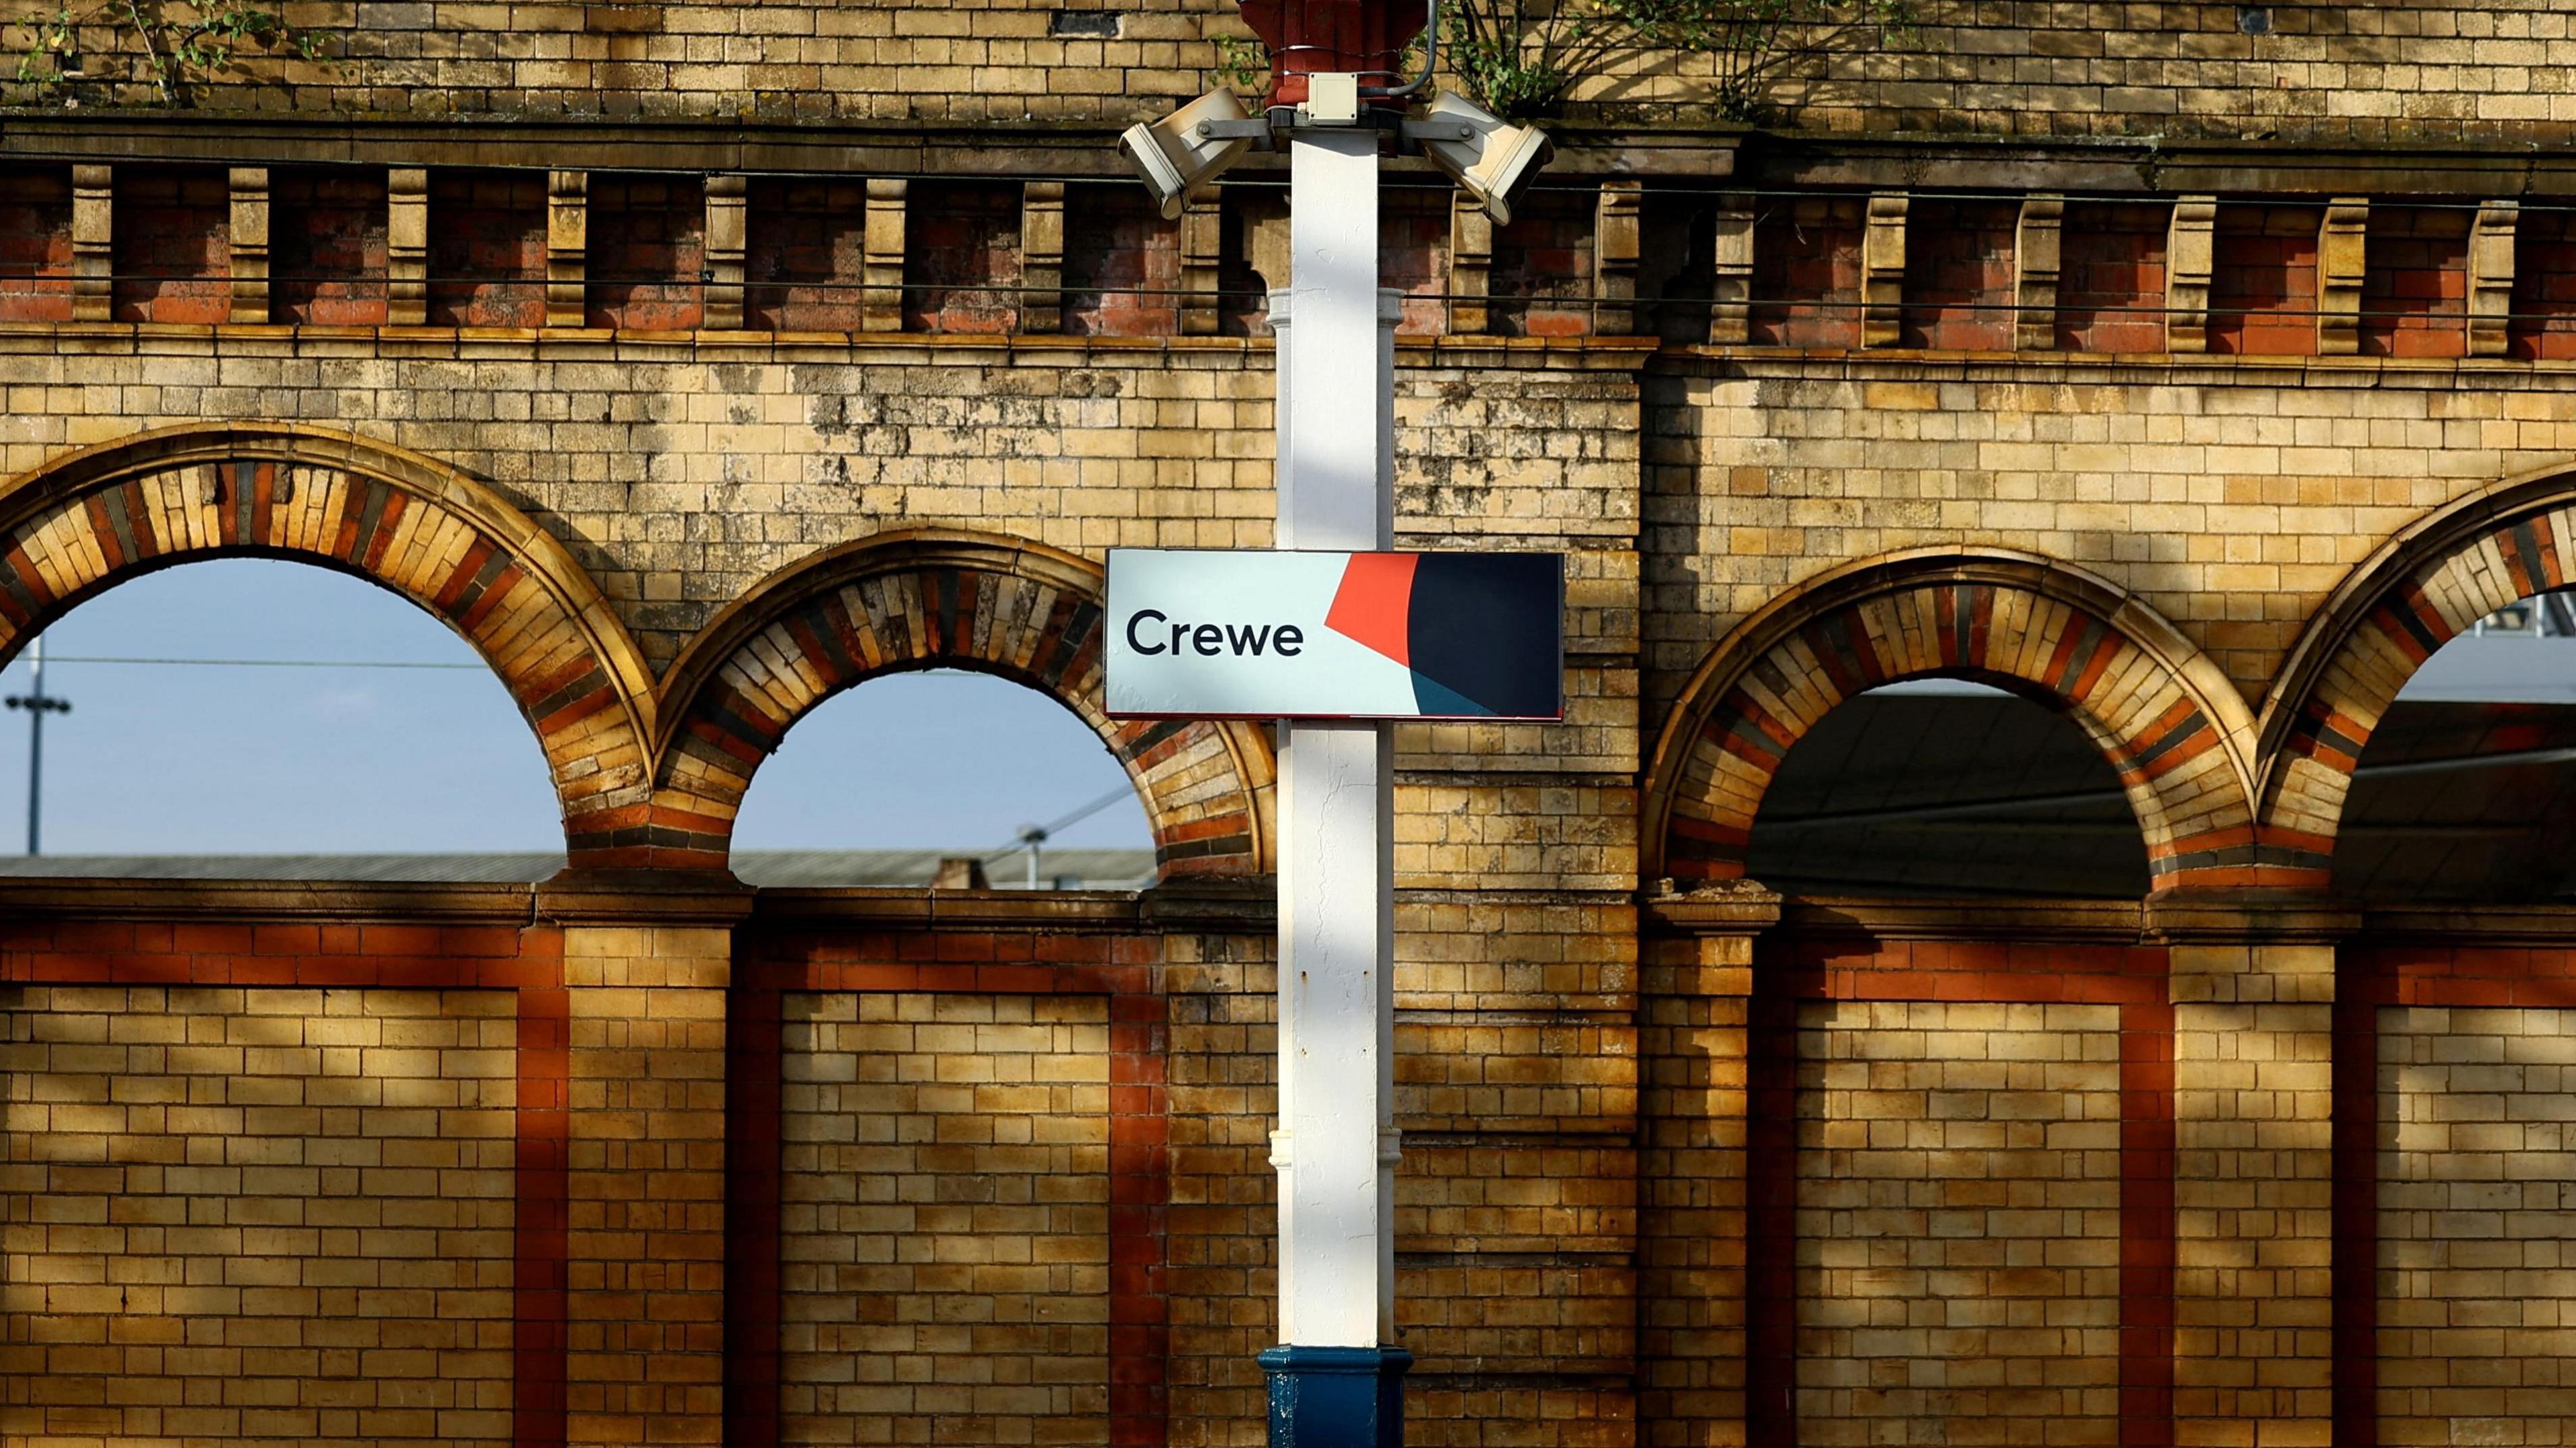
<box><xmin>1212</xmin><ymin>0</ymin><xmax>1917</xmax><ymax>123</ymax></box>
<box><xmin>15</xmin><ymin>0</ymin><xmax>327</xmax><ymax>105</ymax></box>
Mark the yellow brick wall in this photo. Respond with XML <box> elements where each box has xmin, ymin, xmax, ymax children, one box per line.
<box><xmin>0</xmin><ymin>985</ymin><xmax>515</xmax><ymax>1447</ymax></box>
<box><xmin>2378</xmin><ymin>1005</ymin><xmax>2576</xmax><ymax>1446</ymax></box>
<box><xmin>1794</xmin><ymin>1000</ymin><xmax>2123</xmax><ymax>1445</ymax></box>
<box><xmin>776</xmin><ymin>992</ymin><xmax>1110</xmax><ymax>1446</ymax></box>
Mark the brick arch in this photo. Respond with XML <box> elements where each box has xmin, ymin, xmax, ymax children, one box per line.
<box><xmin>2261</xmin><ymin>462</ymin><xmax>2576</xmax><ymax>885</ymax></box>
<box><xmin>649</xmin><ymin>526</ymin><xmax>1275</xmax><ymax>878</ymax></box>
<box><xmin>0</xmin><ymin>423</ymin><xmax>656</xmax><ymax>862</ymax></box>
<box><xmin>1644</xmin><ymin>549</ymin><xmax>2265</xmax><ymax>893</ymax></box>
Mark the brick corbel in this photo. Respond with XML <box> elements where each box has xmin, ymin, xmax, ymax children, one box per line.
<box><xmin>2013</xmin><ymin>192</ymin><xmax>2063</xmax><ymax>351</ymax></box>
<box><xmin>1018</xmin><ymin>182</ymin><xmax>1065</xmax><ymax>333</ymax></box>
<box><xmin>2165</xmin><ymin>195</ymin><xmax>2217</xmax><ymax>354</ymax></box>
<box><xmin>545</xmin><ymin>170</ymin><xmax>586</xmax><ymax>329</ymax></box>
<box><xmin>1449</xmin><ymin>189</ymin><xmax>1492</xmax><ymax>335</ymax></box>
<box><xmin>702</xmin><ymin>174</ymin><xmax>747</xmax><ymax>331</ymax></box>
<box><xmin>2316</xmin><ymin>196</ymin><xmax>2367</xmax><ymax>355</ymax></box>
<box><xmin>227</xmin><ymin>166</ymin><xmax>268</xmax><ymax>325</ymax></box>
<box><xmin>1180</xmin><ymin>194</ymin><xmax>1222</xmax><ymax>337</ymax></box>
<box><xmin>1707</xmin><ymin>193</ymin><xmax>1754</xmax><ymax>345</ymax></box>
<box><xmin>388</xmin><ymin>167</ymin><xmax>427</xmax><ymax>326</ymax></box>
<box><xmin>863</xmin><ymin>178</ymin><xmax>906</xmax><ymax>333</ymax></box>
<box><xmin>1861</xmin><ymin>191</ymin><xmax>1905</xmax><ymax>347</ymax></box>
<box><xmin>1595</xmin><ymin>180</ymin><xmax>1642</xmax><ymax>336</ymax></box>
<box><xmin>70</xmin><ymin>164</ymin><xmax>109</xmax><ymax>323</ymax></box>
<box><xmin>2469</xmin><ymin>198</ymin><xmax>2518</xmax><ymax>358</ymax></box>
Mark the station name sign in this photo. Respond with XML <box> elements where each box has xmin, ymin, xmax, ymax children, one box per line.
<box><xmin>1104</xmin><ymin>549</ymin><xmax>1564</xmax><ymax>720</ymax></box>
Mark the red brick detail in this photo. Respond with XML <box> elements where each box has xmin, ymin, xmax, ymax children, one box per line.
<box><xmin>0</xmin><ymin>167</ymin><xmax>74</xmax><ymax>323</ymax></box>
<box><xmin>112</xmin><ymin>166</ymin><xmax>229</xmax><ymax>325</ymax></box>
<box><xmin>904</xmin><ymin>180</ymin><xmax>1021</xmax><ymax>333</ymax></box>
<box><xmin>1383</xmin><ymin>188</ymin><xmax>1449</xmax><ymax>337</ymax></box>
<box><xmin>745</xmin><ymin>179</ymin><xmax>867</xmax><ymax>332</ymax></box>
<box><xmin>2511</xmin><ymin>207</ymin><xmax>2576</xmax><ymax>360</ymax></box>
<box><xmin>1745</xmin><ymin>987</ymin><xmax>1799</xmax><ymax>1443</ymax></box>
<box><xmin>1899</xmin><ymin>198</ymin><xmax>2018</xmax><ymax>350</ymax></box>
<box><xmin>517</xmin><ymin>970</ymin><xmax>572</xmax><ymax>1448</ymax></box>
<box><xmin>2056</xmin><ymin>202</ymin><xmax>2169</xmax><ymax>354</ymax></box>
<box><xmin>722</xmin><ymin>985</ymin><xmax>784</xmax><ymax>1448</ymax></box>
<box><xmin>429</xmin><ymin>170</ymin><xmax>547</xmax><ymax>329</ymax></box>
<box><xmin>2330</xmin><ymin>991</ymin><xmax>2377</xmax><ymax>1448</ymax></box>
<box><xmin>1489</xmin><ymin>190</ymin><xmax>1595</xmax><ymax>339</ymax></box>
<box><xmin>1107</xmin><ymin>987</ymin><xmax>1171</xmax><ymax>1447</ymax></box>
<box><xmin>1065</xmin><ymin>188</ymin><xmax>1179</xmax><ymax>337</ymax></box>
<box><xmin>274</xmin><ymin>167</ymin><xmax>390</xmax><ymax>327</ymax></box>
<box><xmin>588</xmin><ymin>176</ymin><xmax>705</xmax><ymax>330</ymax></box>
<box><xmin>1750</xmin><ymin>197</ymin><xmax>1863</xmax><ymax>348</ymax></box>
<box><xmin>1766</xmin><ymin>936</ymin><xmax>2170</xmax><ymax>1006</ymax></box>
<box><xmin>2359</xmin><ymin>206</ymin><xmax>2469</xmax><ymax>359</ymax></box>
<box><xmin>2121</xmin><ymin>1001</ymin><xmax>2176</xmax><ymax>1448</ymax></box>
<box><xmin>2347</xmin><ymin>944</ymin><xmax>2576</xmax><ymax>1008</ymax></box>
<box><xmin>2209</xmin><ymin>204</ymin><xmax>2321</xmax><ymax>357</ymax></box>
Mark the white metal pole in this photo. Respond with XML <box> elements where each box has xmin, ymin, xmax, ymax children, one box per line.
<box><xmin>1273</xmin><ymin>126</ymin><xmax>1398</xmax><ymax>1352</ymax></box>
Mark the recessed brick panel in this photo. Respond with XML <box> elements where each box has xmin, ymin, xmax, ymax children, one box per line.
<box><xmin>587</xmin><ymin>175</ymin><xmax>704</xmax><ymax>331</ymax></box>
<box><xmin>112</xmin><ymin>166</ymin><xmax>229</xmax><ymax>325</ymax></box>
<box><xmin>2360</xmin><ymin>205</ymin><xmax>2469</xmax><ymax>359</ymax></box>
<box><xmin>0</xmin><ymin>168</ymin><xmax>72</xmax><ymax>324</ymax></box>
<box><xmin>777</xmin><ymin>992</ymin><xmax>1109</xmax><ymax>1446</ymax></box>
<box><xmin>427</xmin><ymin>172</ymin><xmax>545</xmax><ymax>331</ymax></box>
<box><xmin>903</xmin><ymin>180</ymin><xmax>1020</xmax><ymax>334</ymax></box>
<box><xmin>1063</xmin><ymin>188</ymin><xmax>1177</xmax><ymax>337</ymax></box>
<box><xmin>0</xmin><ymin>985</ymin><xmax>517</xmax><ymax>1447</ymax></box>
<box><xmin>274</xmin><ymin>168</ymin><xmax>390</xmax><ymax>328</ymax></box>
<box><xmin>1489</xmin><ymin>190</ymin><xmax>1595</xmax><ymax>339</ymax></box>
<box><xmin>2055</xmin><ymin>202</ymin><xmax>2169</xmax><ymax>353</ymax></box>
<box><xmin>1382</xmin><ymin>187</ymin><xmax>1448</xmax><ymax>337</ymax></box>
<box><xmin>1898</xmin><ymin>198</ymin><xmax>2017</xmax><ymax>350</ymax></box>
<box><xmin>2510</xmin><ymin>207</ymin><xmax>2576</xmax><ymax>360</ymax></box>
<box><xmin>2210</xmin><ymin>203</ymin><xmax>2322</xmax><ymax>357</ymax></box>
<box><xmin>747</xmin><ymin>180</ymin><xmax>868</xmax><ymax>333</ymax></box>
<box><xmin>1750</xmin><ymin>197</ymin><xmax>1863</xmax><ymax>348</ymax></box>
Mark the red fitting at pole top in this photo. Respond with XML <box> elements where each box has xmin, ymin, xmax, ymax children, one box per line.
<box><xmin>1234</xmin><ymin>0</ymin><xmax>1429</xmax><ymax>107</ymax></box>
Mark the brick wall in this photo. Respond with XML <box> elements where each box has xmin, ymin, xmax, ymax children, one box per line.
<box><xmin>1064</xmin><ymin>188</ymin><xmax>1179</xmax><ymax>338</ymax></box>
<box><xmin>1794</xmin><ymin>1000</ymin><xmax>2123</xmax><ymax>1445</ymax></box>
<box><xmin>2377</xmin><ymin>1005</ymin><xmax>2576</xmax><ymax>1446</ymax></box>
<box><xmin>2512</xmin><ymin>207</ymin><xmax>2576</xmax><ymax>361</ymax></box>
<box><xmin>588</xmin><ymin>176</ymin><xmax>704</xmax><ymax>331</ymax></box>
<box><xmin>0</xmin><ymin>985</ymin><xmax>517</xmax><ymax>1447</ymax></box>
<box><xmin>427</xmin><ymin>172</ymin><xmax>547</xmax><ymax>331</ymax></box>
<box><xmin>111</xmin><ymin>167</ymin><xmax>228</xmax><ymax>325</ymax></box>
<box><xmin>1383</xmin><ymin>188</ymin><xmax>1450</xmax><ymax>338</ymax></box>
<box><xmin>273</xmin><ymin>169</ymin><xmax>390</xmax><ymax>328</ymax></box>
<box><xmin>0</xmin><ymin>168</ymin><xmax>72</xmax><ymax>324</ymax></box>
<box><xmin>776</xmin><ymin>992</ymin><xmax>1110</xmax><ymax>1445</ymax></box>
<box><xmin>1489</xmin><ymin>191</ymin><xmax>1596</xmax><ymax>339</ymax></box>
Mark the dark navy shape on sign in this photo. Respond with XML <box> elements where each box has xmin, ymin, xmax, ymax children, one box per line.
<box><xmin>1406</xmin><ymin>552</ymin><xmax>1563</xmax><ymax>719</ymax></box>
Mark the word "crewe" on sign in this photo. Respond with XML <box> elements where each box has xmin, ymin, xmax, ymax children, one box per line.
<box><xmin>1124</xmin><ymin>610</ymin><xmax>1307</xmax><ymax>657</ymax></box>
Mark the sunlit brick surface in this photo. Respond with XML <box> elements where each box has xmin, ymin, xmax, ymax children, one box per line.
<box><xmin>1795</xmin><ymin>1001</ymin><xmax>2123</xmax><ymax>1446</ymax></box>
<box><xmin>0</xmin><ymin>986</ymin><xmax>515</xmax><ymax>1447</ymax></box>
<box><xmin>2378</xmin><ymin>1006</ymin><xmax>2576</xmax><ymax>1445</ymax></box>
<box><xmin>777</xmin><ymin>993</ymin><xmax>1110</xmax><ymax>1446</ymax></box>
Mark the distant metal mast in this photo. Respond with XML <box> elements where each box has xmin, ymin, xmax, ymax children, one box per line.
<box><xmin>6</xmin><ymin>636</ymin><xmax>71</xmax><ymax>855</ymax></box>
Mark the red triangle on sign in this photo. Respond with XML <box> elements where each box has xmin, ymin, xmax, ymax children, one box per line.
<box><xmin>1325</xmin><ymin>553</ymin><xmax>1417</xmax><ymax>666</ymax></box>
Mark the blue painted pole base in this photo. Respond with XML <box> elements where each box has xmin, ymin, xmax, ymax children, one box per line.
<box><xmin>1258</xmin><ymin>1344</ymin><xmax>1412</xmax><ymax>1448</ymax></box>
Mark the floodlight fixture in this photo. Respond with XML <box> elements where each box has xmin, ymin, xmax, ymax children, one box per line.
<box><xmin>1119</xmin><ymin>87</ymin><xmax>1258</xmax><ymax>220</ymax></box>
<box><xmin>1409</xmin><ymin>90</ymin><xmax>1553</xmax><ymax>225</ymax></box>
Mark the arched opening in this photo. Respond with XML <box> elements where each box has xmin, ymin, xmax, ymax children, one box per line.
<box><xmin>729</xmin><ymin>668</ymin><xmax>1152</xmax><ymax>889</ymax></box>
<box><xmin>2330</xmin><ymin>590</ymin><xmax>2576</xmax><ymax>901</ymax></box>
<box><xmin>0</xmin><ymin>557</ymin><xmax>562</xmax><ymax>877</ymax></box>
<box><xmin>1744</xmin><ymin>677</ymin><xmax>2152</xmax><ymax>898</ymax></box>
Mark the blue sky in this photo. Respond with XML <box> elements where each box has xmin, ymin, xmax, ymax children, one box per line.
<box><xmin>0</xmin><ymin>559</ymin><xmax>1149</xmax><ymax>858</ymax></box>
